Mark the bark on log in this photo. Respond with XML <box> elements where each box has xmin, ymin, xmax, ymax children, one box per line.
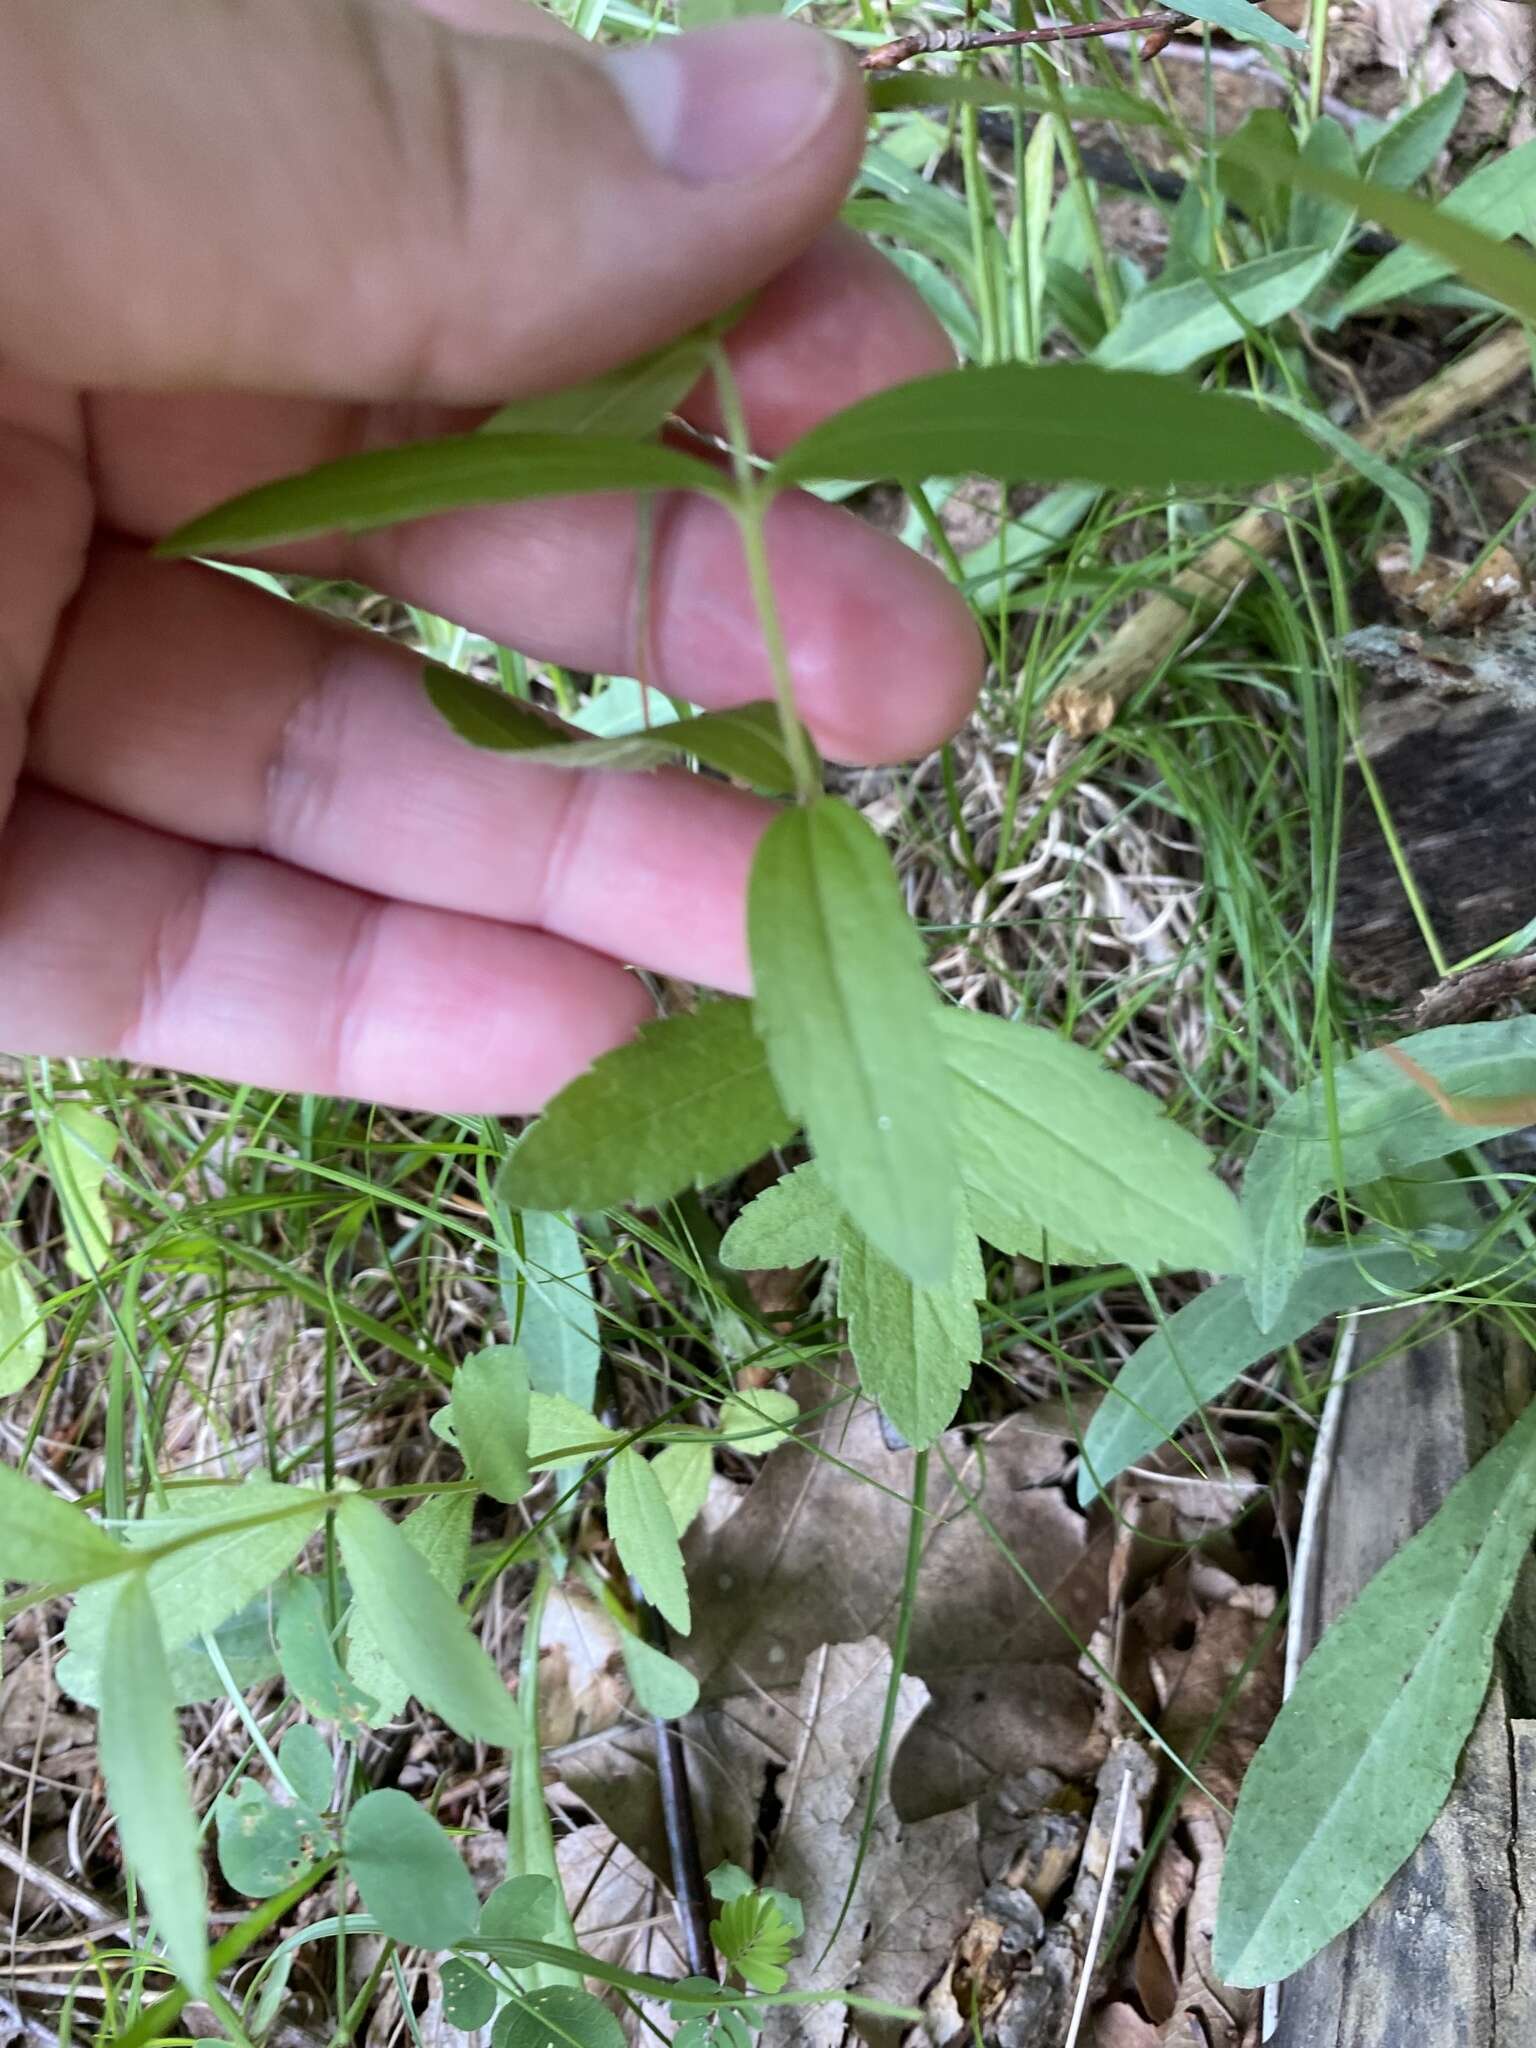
<box><xmin>1271</xmin><ymin>1308</ymin><xmax>1536</xmax><ymax>2046</ymax></box>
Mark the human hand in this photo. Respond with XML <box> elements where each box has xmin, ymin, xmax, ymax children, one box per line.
<box><xmin>0</xmin><ymin>0</ymin><xmax>982</xmax><ymax>1114</ymax></box>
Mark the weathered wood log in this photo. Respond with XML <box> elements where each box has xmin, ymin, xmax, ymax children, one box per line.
<box><xmin>1271</xmin><ymin>1307</ymin><xmax>1536</xmax><ymax>2046</ymax></box>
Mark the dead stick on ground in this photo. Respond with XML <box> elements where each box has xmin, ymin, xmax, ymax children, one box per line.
<box><xmin>862</xmin><ymin>10</ymin><xmax>1180</xmax><ymax>68</ymax></box>
<box><xmin>1044</xmin><ymin>323</ymin><xmax>1532</xmax><ymax>737</ymax></box>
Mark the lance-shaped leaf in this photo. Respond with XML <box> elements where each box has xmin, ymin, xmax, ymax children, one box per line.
<box><xmin>605</xmin><ymin>1447</ymin><xmax>690</xmax><ymax>1635</ymax></box>
<box><xmin>1215</xmin><ymin>1389</ymin><xmax>1536</xmax><ymax>1986</ymax></box>
<box><xmin>1242</xmin><ymin>1018</ymin><xmax>1536</xmax><ymax>1331</ymax></box>
<box><xmin>451</xmin><ymin>1346</ymin><xmax>532</xmax><ymax>1505</ymax></box>
<box><xmin>1168</xmin><ymin>0</ymin><xmax>1307</xmax><ymax>48</ymax></box>
<box><xmin>0</xmin><ymin>1459</ymin><xmax>125</xmax><ymax>1588</ymax></box>
<box><xmin>40</xmin><ymin>1103</ymin><xmax>117</xmax><ymax>1278</ymax></box>
<box><xmin>344</xmin><ymin>1491</ymin><xmax>474</xmax><ymax>1727</ymax></box>
<box><xmin>1093</xmin><ymin>246</ymin><xmax>1333</xmax><ymax>375</ymax></box>
<box><xmin>158</xmin><ymin>434</ymin><xmax>731</xmax><ymax>558</ymax></box>
<box><xmin>425</xmin><ymin>669</ymin><xmax>807</xmax><ymax>793</ymax></box>
<box><xmin>0</xmin><ymin>1237</ymin><xmax>46</xmax><ymax>1396</ymax></box>
<box><xmin>1078</xmin><ymin>1239</ymin><xmax>1428</xmax><ymax>1503</ymax></box>
<box><xmin>837</xmin><ymin>1220</ymin><xmax>983</xmax><ymax>1450</ymax></box>
<box><xmin>99</xmin><ymin>1576</ymin><xmax>210</xmax><ymax>1991</ymax></box>
<box><xmin>501</xmin><ymin>1001</ymin><xmax>794</xmax><ymax>1214</ymax></box>
<box><xmin>749</xmin><ymin>799</ymin><xmax>960</xmax><ymax>1286</ymax></box>
<box><xmin>771</xmin><ymin>363</ymin><xmax>1328</xmax><ymax>492</ymax></box>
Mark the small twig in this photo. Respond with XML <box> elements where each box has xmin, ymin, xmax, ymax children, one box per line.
<box><xmin>1408</xmin><ymin>949</ymin><xmax>1536</xmax><ymax>1032</ymax></box>
<box><xmin>638</xmin><ymin>1598</ymin><xmax>716</xmax><ymax>1979</ymax></box>
<box><xmin>862</xmin><ymin>8</ymin><xmax>1180</xmax><ymax>68</ymax></box>
<box><xmin>1045</xmin><ymin>324</ymin><xmax>1532</xmax><ymax>736</ymax></box>
<box><xmin>0</xmin><ymin>1832</ymin><xmax>116</xmax><ymax>1927</ymax></box>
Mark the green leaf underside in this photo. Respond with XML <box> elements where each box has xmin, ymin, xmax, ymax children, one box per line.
<box><xmin>650</xmin><ymin>1439</ymin><xmax>715</xmax><ymax>1536</ymax></box>
<box><xmin>0</xmin><ymin>1239</ymin><xmax>46</xmax><ymax>1397</ymax></box>
<box><xmin>41</xmin><ymin>1103</ymin><xmax>117</xmax><ymax>1278</ymax></box>
<box><xmin>158</xmin><ymin>434</ymin><xmax>730</xmax><ymax>558</ymax></box>
<box><xmin>344</xmin><ymin>1490</ymin><xmax>474</xmax><ymax>1726</ymax></box>
<box><xmin>719</xmin><ymin>1161</ymin><xmax>843</xmax><ymax>1271</ymax></box>
<box><xmin>838</xmin><ymin>1220</ymin><xmax>983</xmax><ymax>1449</ymax></box>
<box><xmin>748</xmin><ymin>799</ymin><xmax>960</xmax><ymax>1286</ymax></box>
<box><xmin>452</xmin><ymin>1346</ymin><xmax>533</xmax><ymax>1505</ymax></box>
<box><xmin>1171</xmin><ymin>0</ymin><xmax>1308</xmax><ymax>47</ymax></box>
<box><xmin>335</xmin><ymin>1495</ymin><xmax>518</xmax><ymax>1745</ymax></box>
<box><xmin>276</xmin><ymin>1574</ymin><xmax>379</xmax><ymax>1728</ymax></box>
<box><xmin>1338</xmin><ymin>135</ymin><xmax>1536</xmax><ymax>316</ymax></box>
<box><xmin>605</xmin><ymin>1447</ymin><xmax>691</xmax><ymax>1634</ymax></box>
<box><xmin>99</xmin><ymin>1576</ymin><xmax>210</xmax><ymax>1992</ymax></box>
<box><xmin>1242</xmin><ymin>1019</ymin><xmax>1536</xmax><ymax>1331</ymax></box>
<box><xmin>500</xmin><ymin>1001</ymin><xmax>795</xmax><ymax>1214</ymax></box>
<box><xmin>60</xmin><ymin>1483</ymin><xmax>322</xmax><ymax>1685</ymax></box>
<box><xmin>481</xmin><ymin>333</ymin><xmax>712</xmax><ymax>440</ymax></box>
<box><xmin>771</xmin><ymin>364</ymin><xmax>1328</xmax><ymax>491</ymax></box>
<box><xmin>344</xmin><ymin>1789</ymin><xmax>480</xmax><ymax>1950</ymax></box>
<box><xmin>618</xmin><ymin>1628</ymin><xmax>701</xmax><ymax>1718</ymax></box>
<box><xmin>1093</xmin><ymin>246</ymin><xmax>1333</xmax><ymax>375</ymax></box>
<box><xmin>492</xmin><ymin>1171</ymin><xmax>600</xmax><ymax>1411</ymax></box>
<box><xmin>716</xmin><ymin>1389</ymin><xmax>799</xmax><ymax>1451</ymax></box>
<box><xmin>61</xmin><ymin>1591</ymin><xmax>279</xmax><ymax>1709</ymax></box>
<box><xmin>278</xmin><ymin>1723</ymin><xmax>333</xmax><ymax>1813</ymax></box>
<box><xmin>1228</xmin><ymin>132</ymin><xmax>1536</xmax><ymax>326</ymax></box>
<box><xmin>0</xmin><ymin>1458</ymin><xmax>124</xmax><ymax>1587</ymax></box>
<box><xmin>1214</xmin><ymin>1391</ymin><xmax>1536</xmax><ymax>1986</ymax></box>
<box><xmin>1364</xmin><ymin>75</ymin><xmax>1465</xmax><ymax>191</ymax></box>
<box><xmin>425</xmin><ymin>670</ymin><xmax>804</xmax><ymax>794</ymax></box>
<box><xmin>527</xmin><ymin>1391</ymin><xmax>622</xmax><ymax>1463</ymax></box>
<box><xmin>495</xmin><ymin>1986</ymin><xmax>627</xmax><ymax>2048</ymax></box>
<box><xmin>480</xmin><ymin>1874</ymin><xmax>559</xmax><ymax>1942</ymax></box>
<box><xmin>941</xmin><ymin>1010</ymin><xmax>1243</xmax><ymax>1274</ymax></box>
<box><xmin>1078</xmin><ymin>1240</ymin><xmax>1427</xmax><ymax>1503</ymax></box>
<box><xmin>216</xmin><ymin>1780</ymin><xmax>326</xmax><ymax>1899</ymax></box>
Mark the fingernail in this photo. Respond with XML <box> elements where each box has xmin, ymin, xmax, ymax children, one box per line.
<box><xmin>607</xmin><ymin>20</ymin><xmax>848</xmax><ymax>185</ymax></box>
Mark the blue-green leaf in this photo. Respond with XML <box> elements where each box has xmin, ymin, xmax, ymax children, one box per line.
<box><xmin>1168</xmin><ymin>0</ymin><xmax>1307</xmax><ymax>48</ymax></box>
<box><xmin>344</xmin><ymin>1789</ymin><xmax>480</xmax><ymax>1949</ymax></box>
<box><xmin>215</xmin><ymin>1779</ymin><xmax>327</xmax><ymax>1899</ymax></box>
<box><xmin>99</xmin><ymin>1575</ymin><xmax>209</xmax><ymax>1991</ymax></box>
<box><xmin>344</xmin><ymin>1491</ymin><xmax>474</xmax><ymax>1726</ymax></box>
<box><xmin>276</xmin><ymin>1574</ymin><xmax>379</xmax><ymax>1728</ymax></box>
<box><xmin>1093</xmin><ymin>247</ymin><xmax>1333</xmax><ymax>374</ymax></box>
<box><xmin>452</xmin><ymin>1347</ymin><xmax>532</xmax><ymax>1505</ymax></box>
<box><xmin>494</xmin><ymin>1178</ymin><xmax>600</xmax><ymax>1413</ymax></box>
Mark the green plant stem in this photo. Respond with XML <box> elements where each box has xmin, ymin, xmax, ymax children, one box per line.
<box><xmin>817</xmin><ymin>1448</ymin><xmax>928</xmax><ymax>1963</ymax></box>
<box><xmin>709</xmin><ymin>345</ymin><xmax>821</xmax><ymax>808</ymax></box>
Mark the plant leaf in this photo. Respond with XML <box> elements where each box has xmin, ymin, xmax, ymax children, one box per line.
<box><xmin>335</xmin><ymin>1495</ymin><xmax>518</xmax><ymax>1745</ymax></box>
<box><xmin>98</xmin><ymin>1574</ymin><xmax>210</xmax><ymax>1991</ymax></box>
<box><xmin>1093</xmin><ymin>246</ymin><xmax>1333</xmax><ymax>374</ymax></box>
<box><xmin>276</xmin><ymin>1573</ymin><xmax>379</xmax><ymax>1728</ymax></box>
<box><xmin>278</xmin><ymin>1723</ymin><xmax>334</xmax><ymax>1813</ymax></box>
<box><xmin>838</xmin><ymin>1221</ymin><xmax>983</xmax><ymax>1451</ymax></box>
<box><xmin>481</xmin><ymin>332</ymin><xmax>712</xmax><ymax>440</ymax></box>
<box><xmin>941</xmin><ymin>1010</ymin><xmax>1243</xmax><ymax>1274</ymax></box>
<box><xmin>865</xmin><ymin>75</ymin><xmax>1170</xmax><ymax>124</ymax></box>
<box><xmin>493</xmin><ymin>1985</ymin><xmax>626</xmax><ymax>2048</ymax></box>
<box><xmin>527</xmin><ymin>1392</ymin><xmax>622</xmax><ymax>1465</ymax></box>
<box><xmin>1078</xmin><ymin>1240</ymin><xmax>1429</xmax><ymax>1502</ymax></box>
<box><xmin>344</xmin><ymin>1490</ymin><xmax>474</xmax><ymax>1726</ymax></box>
<box><xmin>425</xmin><ymin>669</ymin><xmax>806</xmax><ymax>794</ymax></box>
<box><xmin>1214</xmin><ymin>1389</ymin><xmax>1536</xmax><ymax>1985</ymax></box>
<box><xmin>749</xmin><ymin>799</ymin><xmax>960</xmax><ymax>1286</ymax></box>
<box><xmin>480</xmin><ymin>1874</ymin><xmax>559</xmax><ymax>1941</ymax></box>
<box><xmin>158</xmin><ymin>434</ymin><xmax>731</xmax><ymax>558</ymax></box>
<box><xmin>716</xmin><ymin>1389</ymin><xmax>799</xmax><ymax>1452</ymax></box>
<box><xmin>493</xmin><ymin>1167</ymin><xmax>600</xmax><ymax>1411</ymax></box>
<box><xmin>343</xmin><ymin>1789</ymin><xmax>480</xmax><ymax>1950</ymax></box>
<box><xmin>1241</xmin><ymin>1019</ymin><xmax>1536</xmax><ymax>1330</ymax></box>
<box><xmin>40</xmin><ymin>1102</ymin><xmax>117</xmax><ymax>1279</ymax></box>
<box><xmin>771</xmin><ymin>364</ymin><xmax>1328</xmax><ymax>492</ymax></box>
<box><xmin>452</xmin><ymin>1347</ymin><xmax>532</xmax><ymax>1505</ymax></box>
<box><xmin>1362</xmin><ymin>74</ymin><xmax>1466</xmax><ymax>190</ymax></box>
<box><xmin>1289</xmin><ymin>116</ymin><xmax>1357</xmax><ymax>249</ymax></box>
<box><xmin>1265</xmin><ymin>393</ymin><xmax>1431</xmax><ymax>565</ymax></box>
<box><xmin>719</xmin><ymin>1162</ymin><xmax>842</xmax><ymax>1271</ymax></box>
<box><xmin>605</xmin><ymin>1447</ymin><xmax>690</xmax><ymax>1634</ymax></box>
<box><xmin>441</xmin><ymin>1956</ymin><xmax>499</xmax><ymax>2032</ymax></box>
<box><xmin>0</xmin><ymin>1458</ymin><xmax>124</xmax><ymax>1587</ymax></box>
<box><xmin>618</xmin><ymin>1628</ymin><xmax>701</xmax><ymax>1718</ymax></box>
<box><xmin>650</xmin><ymin>1440</ymin><xmax>714</xmax><ymax>1536</ymax></box>
<box><xmin>1228</xmin><ymin>130</ymin><xmax>1536</xmax><ymax>324</ymax></box>
<box><xmin>215</xmin><ymin>1779</ymin><xmax>327</xmax><ymax>1899</ymax></box>
<box><xmin>1167</xmin><ymin>0</ymin><xmax>1307</xmax><ymax>47</ymax></box>
<box><xmin>499</xmin><ymin>1001</ymin><xmax>795</xmax><ymax>1214</ymax></box>
<box><xmin>0</xmin><ymin>1237</ymin><xmax>46</xmax><ymax>1396</ymax></box>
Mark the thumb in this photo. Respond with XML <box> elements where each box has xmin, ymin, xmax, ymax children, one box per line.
<box><xmin>0</xmin><ymin>0</ymin><xmax>864</xmax><ymax>401</ymax></box>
